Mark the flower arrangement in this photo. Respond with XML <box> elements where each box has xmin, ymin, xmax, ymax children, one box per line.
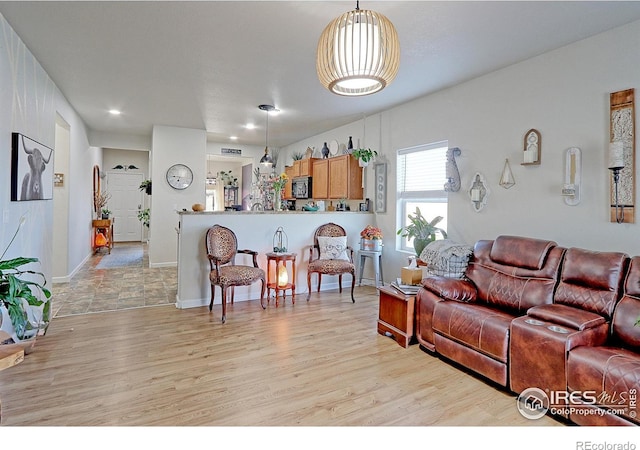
<box><xmin>361</xmin><ymin>225</ymin><xmax>383</xmax><ymax>240</ymax></box>
<box><xmin>94</xmin><ymin>191</ymin><xmax>111</xmax><ymax>211</ymax></box>
<box><xmin>271</xmin><ymin>172</ymin><xmax>288</xmax><ymax>191</ymax></box>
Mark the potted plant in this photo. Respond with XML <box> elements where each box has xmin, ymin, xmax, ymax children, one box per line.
<box><xmin>139</xmin><ymin>180</ymin><xmax>152</xmax><ymax>195</ymax></box>
<box><xmin>101</xmin><ymin>208</ymin><xmax>111</xmax><ymax>219</ymax></box>
<box><xmin>360</xmin><ymin>225</ymin><xmax>383</xmax><ymax>251</ymax></box>
<box><xmin>138</xmin><ymin>208</ymin><xmax>150</xmax><ymax>228</ymax></box>
<box><xmin>397</xmin><ymin>207</ymin><xmax>448</xmax><ymax>257</ymax></box>
<box><xmin>0</xmin><ymin>217</ymin><xmax>51</xmax><ymax>352</ymax></box>
<box><xmin>351</xmin><ymin>148</ymin><xmax>378</xmax><ymax>167</ymax></box>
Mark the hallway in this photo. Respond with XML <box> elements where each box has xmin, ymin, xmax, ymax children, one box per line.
<box><xmin>52</xmin><ymin>243</ymin><xmax>177</xmax><ymax>317</ymax></box>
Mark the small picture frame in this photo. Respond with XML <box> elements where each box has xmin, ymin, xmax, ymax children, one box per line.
<box><xmin>54</xmin><ymin>173</ymin><xmax>64</xmax><ymax>187</ymax></box>
<box><xmin>359</xmin><ymin>202</ymin><xmax>368</xmax><ymax>212</ymax></box>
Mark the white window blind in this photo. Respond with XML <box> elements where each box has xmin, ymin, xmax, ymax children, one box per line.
<box><xmin>397</xmin><ymin>142</ymin><xmax>448</xmax><ymax>198</ymax></box>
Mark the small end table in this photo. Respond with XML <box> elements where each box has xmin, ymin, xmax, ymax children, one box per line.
<box><xmin>377</xmin><ymin>285</ymin><xmax>417</xmax><ymax>348</ymax></box>
<box><xmin>266</xmin><ymin>252</ymin><xmax>297</xmax><ymax>306</ymax></box>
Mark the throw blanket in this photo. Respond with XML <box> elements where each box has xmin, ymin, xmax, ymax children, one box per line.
<box><xmin>419</xmin><ymin>239</ymin><xmax>473</xmax><ymax>279</ymax></box>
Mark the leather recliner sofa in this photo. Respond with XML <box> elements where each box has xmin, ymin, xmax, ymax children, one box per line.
<box><xmin>415</xmin><ymin>235</ymin><xmax>565</xmax><ymax>387</ymax></box>
<box><xmin>565</xmin><ymin>256</ymin><xmax>640</xmax><ymax>425</ymax></box>
<box><xmin>415</xmin><ymin>235</ymin><xmax>638</xmax><ymax>426</ymax></box>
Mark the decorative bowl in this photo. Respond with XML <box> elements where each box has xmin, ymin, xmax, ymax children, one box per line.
<box><xmin>192</xmin><ymin>203</ymin><xmax>205</xmax><ymax>212</ymax></box>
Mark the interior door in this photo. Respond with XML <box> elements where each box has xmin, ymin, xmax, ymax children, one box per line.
<box><xmin>107</xmin><ymin>172</ymin><xmax>144</xmax><ymax>242</ymax></box>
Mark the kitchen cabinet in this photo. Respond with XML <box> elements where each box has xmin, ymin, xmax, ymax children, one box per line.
<box><xmin>328</xmin><ymin>154</ymin><xmax>363</xmax><ymax>199</ymax></box>
<box><xmin>284</xmin><ymin>165</ymin><xmax>295</xmax><ymax>199</ymax></box>
<box><xmin>311</xmin><ymin>155</ymin><xmax>363</xmax><ymax>200</ymax></box>
<box><xmin>312</xmin><ymin>159</ymin><xmax>329</xmax><ymax>199</ymax></box>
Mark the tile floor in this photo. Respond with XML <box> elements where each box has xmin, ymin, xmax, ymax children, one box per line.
<box><xmin>52</xmin><ymin>242</ymin><xmax>177</xmax><ymax>317</ymax></box>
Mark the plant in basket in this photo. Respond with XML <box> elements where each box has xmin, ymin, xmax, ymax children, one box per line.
<box><xmin>360</xmin><ymin>225</ymin><xmax>383</xmax><ymax>251</ymax></box>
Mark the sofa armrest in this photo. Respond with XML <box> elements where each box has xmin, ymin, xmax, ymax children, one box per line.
<box><xmin>421</xmin><ymin>276</ymin><xmax>477</xmax><ymax>303</ymax></box>
<box><xmin>527</xmin><ymin>304</ymin><xmax>606</xmax><ymax>331</ymax></box>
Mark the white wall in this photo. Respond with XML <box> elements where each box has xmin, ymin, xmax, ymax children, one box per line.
<box><xmin>283</xmin><ymin>20</ymin><xmax>640</xmax><ymax>278</ymax></box>
<box><xmin>0</xmin><ymin>13</ymin><xmax>98</xmax><ymax>286</ymax></box>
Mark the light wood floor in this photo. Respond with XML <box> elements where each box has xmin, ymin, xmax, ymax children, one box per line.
<box><xmin>0</xmin><ymin>285</ymin><xmax>567</xmax><ymax>427</ymax></box>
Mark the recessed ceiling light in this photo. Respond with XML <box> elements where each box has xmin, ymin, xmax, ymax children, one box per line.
<box><xmin>109</xmin><ymin>109</ymin><xmax>121</xmax><ymax>115</ymax></box>
<box><xmin>245</xmin><ymin>123</ymin><xmax>255</xmax><ymax>130</ymax></box>
<box><xmin>230</xmin><ymin>136</ymin><xmax>238</xmax><ymax>140</ymax></box>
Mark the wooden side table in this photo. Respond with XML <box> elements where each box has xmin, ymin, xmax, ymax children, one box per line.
<box><xmin>92</xmin><ymin>219</ymin><xmax>113</xmax><ymax>254</ymax></box>
<box><xmin>266</xmin><ymin>252</ymin><xmax>297</xmax><ymax>306</ymax></box>
<box><xmin>377</xmin><ymin>285</ymin><xmax>417</xmax><ymax>348</ymax></box>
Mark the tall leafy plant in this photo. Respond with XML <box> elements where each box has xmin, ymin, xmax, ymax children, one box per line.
<box><xmin>397</xmin><ymin>207</ymin><xmax>448</xmax><ymax>256</ymax></box>
<box><xmin>0</xmin><ymin>217</ymin><xmax>51</xmax><ymax>341</ymax></box>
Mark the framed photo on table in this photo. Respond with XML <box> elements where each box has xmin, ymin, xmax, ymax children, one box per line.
<box><xmin>374</xmin><ymin>163</ymin><xmax>387</xmax><ymax>213</ymax></box>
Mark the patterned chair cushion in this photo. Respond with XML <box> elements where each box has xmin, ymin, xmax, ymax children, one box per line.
<box><xmin>308</xmin><ymin>259</ymin><xmax>354</xmax><ymax>275</ymax></box>
<box><xmin>318</xmin><ymin>236</ymin><xmax>349</xmax><ymax>261</ymax></box>
<box><xmin>210</xmin><ymin>265</ymin><xmax>265</xmax><ymax>287</ymax></box>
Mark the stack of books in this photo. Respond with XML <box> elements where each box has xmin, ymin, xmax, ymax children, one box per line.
<box><xmin>390</xmin><ymin>278</ymin><xmax>421</xmax><ymax>295</ymax></box>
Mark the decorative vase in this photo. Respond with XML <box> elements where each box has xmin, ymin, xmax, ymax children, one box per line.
<box><xmin>274</xmin><ymin>189</ymin><xmax>282</xmax><ymax>211</ymax></box>
<box><xmin>361</xmin><ymin>239</ymin><xmax>382</xmax><ymax>251</ymax></box>
<box><xmin>322</xmin><ymin>142</ymin><xmax>330</xmax><ymax>159</ymax></box>
<box><xmin>413</xmin><ymin>238</ymin><xmax>431</xmax><ymax>259</ymax></box>
<box><xmin>347</xmin><ymin>136</ymin><xmax>354</xmax><ymax>153</ymax></box>
<box><xmin>358</xmin><ymin>158</ymin><xmax>369</xmax><ymax>168</ymax></box>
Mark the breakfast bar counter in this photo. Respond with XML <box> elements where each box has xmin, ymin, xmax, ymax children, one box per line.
<box><xmin>175</xmin><ymin>210</ymin><xmax>372</xmax><ymax>309</ymax></box>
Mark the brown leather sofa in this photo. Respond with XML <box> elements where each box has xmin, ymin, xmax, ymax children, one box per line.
<box><xmin>565</xmin><ymin>256</ymin><xmax>640</xmax><ymax>426</ymax></box>
<box><xmin>416</xmin><ymin>235</ymin><xmax>565</xmax><ymax>386</ymax></box>
<box><xmin>415</xmin><ymin>235</ymin><xmax>638</xmax><ymax>426</ymax></box>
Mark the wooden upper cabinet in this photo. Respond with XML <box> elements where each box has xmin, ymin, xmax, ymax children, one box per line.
<box><xmin>311</xmin><ymin>159</ymin><xmax>329</xmax><ymax>199</ymax></box>
<box><xmin>290</xmin><ymin>158</ymin><xmax>317</xmax><ymax>178</ymax></box>
<box><xmin>327</xmin><ymin>154</ymin><xmax>363</xmax><ymax>199</ymax></box>
<box><xmin>283</xmin><ymin>165</ymin><xmax>295</xmax><ymax>199</ymax></box>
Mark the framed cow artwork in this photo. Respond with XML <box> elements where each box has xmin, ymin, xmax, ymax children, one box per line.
<box><xmin>11</xmin><ymin>133</ymin><xmax>54</xmax><ymax>201</ymax></box>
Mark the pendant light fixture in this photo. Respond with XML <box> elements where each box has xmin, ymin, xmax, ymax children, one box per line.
<box><xmin>317</xmin><ymin>1</ymin><xmax>400</xmax><ymax>96</ymax></box>
<box><xmin>259</xmin><ymin>104</ymin><xmax>276</xmax><ymax>167</ymax></box>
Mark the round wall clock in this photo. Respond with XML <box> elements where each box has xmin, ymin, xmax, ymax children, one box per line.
<box><xmin>166</xmin><ymin>163</ymin><xmax>193</xmax><ymax>190</ymax></box>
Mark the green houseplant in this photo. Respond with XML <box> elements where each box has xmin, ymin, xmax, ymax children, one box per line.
<box><xmin>139</xmin><ymin>180</ymin><xmax>152</xmax><ymax>195</ymax></box>
<box><xmin>351</xmin><ymin>148</ymin><xmax>378</xmax><ymax>166</ymax></box>
<box><xmin>0</xmin><ymin>217</ymin><xmax>51</xmax><ymax>344</ymax></box>
<box><xmin>138</xmin><ymin>208</ymin><xmax>150</xmax><ymax>228</ymax></box>
<box><xmin>397</xmin><ymin>207</ymin><xmax>448</xmax><ymax>257</ymax></box>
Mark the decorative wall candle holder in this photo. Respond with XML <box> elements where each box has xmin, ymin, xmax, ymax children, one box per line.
<box><xmin>521</xmin><ymin>129</ymin><xmax>541</xmax><ymax>166</ymax></box>
<box><xmin>469</xmin><ymin>172</ymin><xmax>489</xmax><ymax>212</ymax></box>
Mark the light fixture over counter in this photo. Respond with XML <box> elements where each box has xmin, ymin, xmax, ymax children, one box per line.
<box><xmin>316</xmin><ymin>1</ymin><xmax>400</xmax><ymax>96</ymax></box>
<box><xmin>259</xmin><ymin>104</ymin><xmax>276</xmax><ymax>167</ymax></box>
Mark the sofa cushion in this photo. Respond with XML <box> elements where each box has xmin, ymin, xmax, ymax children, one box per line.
<box><xmin>612</xmin><ymin>296</ymin><xmax>640</xmax><ymax>350</ymax></box>
<box><xmin>466</xmin><ymin>238</ymin><xmax>564</xmax><ymax>313</ymax></box>
<box><xmin>432</xmin><ymin>301</ymin><xmax>514</xmax><ymax>363</ymax></box>
<box><xmin>489</xmin><ymin>235</ymin><xmax>556</xmax><ymax>270</ymax></box>
<box><xmin>568</xmin><ymin>345</ymin><xmax>640</xmax><ymax>424</ymax></box>
<box><xmin>554</xmin><ymin>248</ymin><xmax>628</xmax><ymax>319</ymax></box>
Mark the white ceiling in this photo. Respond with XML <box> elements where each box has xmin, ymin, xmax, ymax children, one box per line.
<box><xmin>2</xmin><ymin>1</ymin><xmax>640</xmax><ymax>148</ymax></box>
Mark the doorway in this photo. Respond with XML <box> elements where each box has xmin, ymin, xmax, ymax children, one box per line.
<box><xmin>107</xmin><ymin>172</ymin><xmax>143</xmax><ymax>242</ymax></box>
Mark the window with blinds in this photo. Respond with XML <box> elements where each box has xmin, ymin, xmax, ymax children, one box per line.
<box><xmin>396</xmin><ymin>141</ymin><xmax>449</xmax><ymax>254</ymax></box>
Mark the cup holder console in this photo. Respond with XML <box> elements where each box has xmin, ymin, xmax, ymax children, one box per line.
<box><xmin>524</xmin><ymin>318</ymin><xmax>545</xmax><ymax>326</ymax></box>
<box><xmin>548</xmin><ymin>325</ymin><xmax>570</xmax><ymax>334</ymax></box>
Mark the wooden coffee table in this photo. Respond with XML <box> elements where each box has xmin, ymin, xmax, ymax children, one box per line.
<box><xmin>377</xmin><ymin>285</ymin><xmax>417</xmax><ymax>348</ymax></box>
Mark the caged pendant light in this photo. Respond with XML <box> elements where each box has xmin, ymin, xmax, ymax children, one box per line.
<box><xmin>316</xmin><ymin>1</ymin><xmax>400</xmax><ymax>96</ymax></box>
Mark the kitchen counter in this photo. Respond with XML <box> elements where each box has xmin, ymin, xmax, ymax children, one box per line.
<box><xmin>176</xmin><ymin>210</ymin><xmax>373</xmax><ymax>309</ymax></box>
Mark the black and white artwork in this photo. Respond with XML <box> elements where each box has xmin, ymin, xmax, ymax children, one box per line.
<box><xmin>11</xmin><ymin>133</ymin><xmax>54</xmax><ymax>201</ymax></box>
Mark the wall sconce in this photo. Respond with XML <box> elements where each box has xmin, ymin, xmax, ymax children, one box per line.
<box><xmin>609</xmin><ymin>141</ymin><xmax>625</xmax><ymax>223</ymax></box>
<box><xmin>499</xmin><ymin>159</ymin><xmax>515</xmax><ymax>189</ymax></box>
<box><xmin>562</xmin><ymin>147</ymin><xmax>581</xmax><ymax>206</ymax></box>
<box><xmin>469</xmin><ymin>172</ymin><xmax>489</xmax><ymax>212</ymax></box>
<box><xmin>521</xmin><ymin>129</ymin><xmax>541</xmax><ymax>166</ymax></box>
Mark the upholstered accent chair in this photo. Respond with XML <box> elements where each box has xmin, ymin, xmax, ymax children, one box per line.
<box><xmin>307</xmin><ymin>222</ymin><xmax>355</xmax><ymax>302</ymax></box>
<box><xmin>205</xmin><ymin>225</ymin><xmax>266</xmax><ymax>323</ymax></box>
